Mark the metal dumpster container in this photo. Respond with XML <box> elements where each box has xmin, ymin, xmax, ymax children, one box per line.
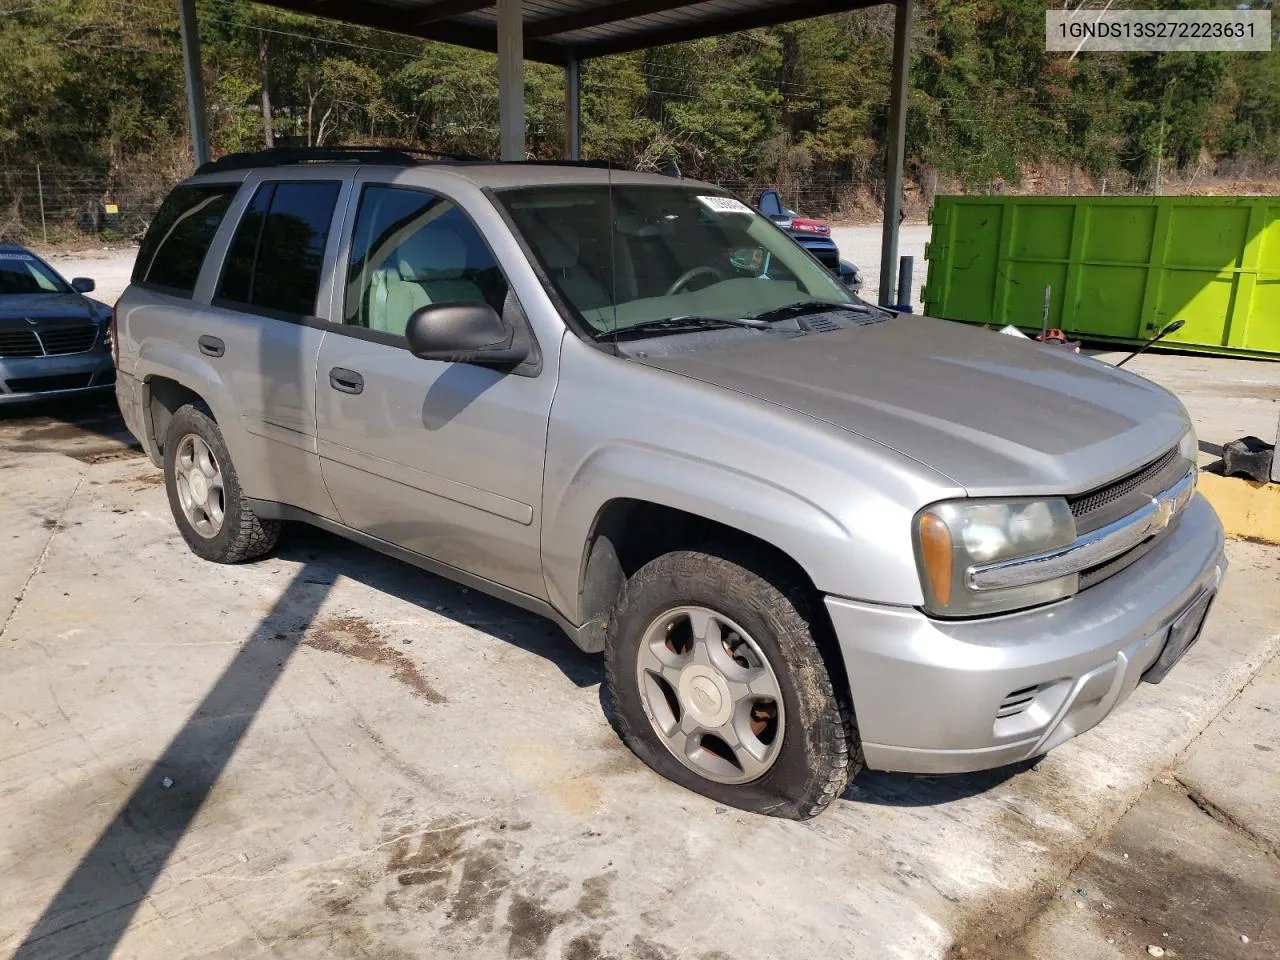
<box><xmin>922</xmin><ymin>195</ymin><xmax>1280</xmax><ymax>359</ymax></box>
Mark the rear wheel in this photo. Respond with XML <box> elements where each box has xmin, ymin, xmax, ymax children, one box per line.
<box><xmin>604</xmin><ymin>545</ymin><xmax>860</xmax><ymax>819</ymax></box>
<box><xmin>163</xmin><ymin>403</ymin><xmax>279</xmax><ymax>563</ymax></box>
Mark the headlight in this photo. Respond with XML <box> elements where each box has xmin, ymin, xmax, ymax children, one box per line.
<box><xmin>913</xmin><ymin>498</ymin><xmax>1077</xmax><ymax>617</ymax></box>
<box><xmin>1179</xmin><ymin>426</ymin><xmax>1198</xmax><ymax>466</ymax></box>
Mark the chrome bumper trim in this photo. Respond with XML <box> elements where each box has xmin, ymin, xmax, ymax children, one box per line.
<box><xmin>969</xmin><ymin>470</ymin><xmax>1196</xmax><ymax>591</ymax></box>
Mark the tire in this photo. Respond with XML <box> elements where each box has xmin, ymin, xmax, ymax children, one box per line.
<box><xmin>163</xmin><ymin>402</ymin><xmax>280</xmax><ymax>564</ymax></box>
<box><xmin>604</xmin><ymin>544</ymin><xmax>861</xmax><ymax>819</ymax></box>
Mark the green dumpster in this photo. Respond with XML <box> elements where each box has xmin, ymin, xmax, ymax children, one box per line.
<box><xmin>922</xmin><ymin>195</ymin><xmax>1280</xmax><ymax>359</ymax></box>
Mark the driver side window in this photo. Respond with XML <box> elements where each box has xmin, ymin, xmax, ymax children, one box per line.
<box><xmin>344</xmin><ymin>185</ymin><xmax>508</xmax><ymax>338</ymax></box>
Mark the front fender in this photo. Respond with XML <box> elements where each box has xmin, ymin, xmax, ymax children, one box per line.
<box><xmin>541</xmin><ymin>439</ymin><xmax>930</xmax><ymax>624</ymax></box>
<box><xmin>541</xmin><ymin>442</ymin><xmax>851</xmax><ymax>621</ymax></box>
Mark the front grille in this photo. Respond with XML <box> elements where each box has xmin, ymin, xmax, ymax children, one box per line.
<box><xmin>0</xmin><ymin>330</ymin><xmax>43</xmax><ymax>357</ymax></box>
<box><xmin>1069</xmin><ymin>447</ymin><xmax>1187</xmax><ymax>534</ymax></box>
<box><xmin>0</xmin><ymin>322</ymin><xmax>98</xmax><ymax>358</ymax></box>
<box><xmin>39</xmin><ymin>324</ymin><xmax>98</xmax><ymax>355</ymax></box>
<box><xmin>997</xmin><ymin>685</ymin><xmax>1041</xmax><ymax>719</ymax></box>
<box><xmin>1078</xmin><ymin>528</ymin><xmax>1164</xmax><ymax>591</ymax></box>
<box><xmin>5</xmin><ymin>373</ymin><xmax>94</xmax><ymax>393</ymax></box>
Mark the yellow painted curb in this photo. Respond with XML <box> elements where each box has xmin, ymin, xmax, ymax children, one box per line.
<box><xmin>1198</xmin><ymin>472</ymin><xmax>1280</xmax><ymax>545</ymax></box>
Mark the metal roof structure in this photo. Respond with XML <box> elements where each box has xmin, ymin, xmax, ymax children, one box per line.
<box><xmin>256</xmin><ymin>0</ymin><xmax>884</xmax><ymax>65</ymax></box>
<box><xmin>175</xmin><ymin>0</ymin><xmax>915</xmax><ymax>304</ymax></box>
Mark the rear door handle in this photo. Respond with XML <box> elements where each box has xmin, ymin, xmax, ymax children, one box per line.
<box><xmin>328</xmin><ymin>367</ymin><xmax>364</xmax><ymax>395</ymax></box>
<box><xmin>198</xmin><ymin>335</ymin><xmax>224</xmax><ymax>358</ymax></box>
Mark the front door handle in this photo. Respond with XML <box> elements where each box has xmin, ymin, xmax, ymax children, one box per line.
<box><xmin>328</xmin><ymin>367</ymin><xmax>364</xmax><ymax>395</ymax></box>
<box><xmin>198</xmin><ymin>335</ymin><xmax>224</xmax><ymax>358</ymax></box>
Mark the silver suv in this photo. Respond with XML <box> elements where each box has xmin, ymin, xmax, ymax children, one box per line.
<box><xmin>114</xmin><ymin>149</ymin><xmax>1225</xmax><ymax>819</ymax></box>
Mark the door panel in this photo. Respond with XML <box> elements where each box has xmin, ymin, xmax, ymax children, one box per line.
<box><xmin>315</xmin><ymin>179</ymin><xmax>555</xmax><ymax>598</ymax></box>
<box><xmin>315</xmin><ymin>333</ymin><xmax>553</xmax><ymax>596</ymax></box>
<box><xmin>200</xmin><ymin>303</ymin><xmax>333</xmax><ymax>515</ymax></box>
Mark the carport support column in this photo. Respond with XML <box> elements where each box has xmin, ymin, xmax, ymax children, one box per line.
<box><xmin>879</xmin><ymin>0</ymin><xmax>912</xmax><ymax>307</ymax></box>
<box><xmin>564</xmin><ymin>55</ymin><xmax>581</xmax><ymax>161</ymax></box>
<box><xmin>177</xmin><ymin>0</ymin><xmax>210</xmax><ymax>168</ymax></box>
<box><xmin>498</xmin><ymin>0</ymin><xmax>525</xmax><ymax>162</ymax></box>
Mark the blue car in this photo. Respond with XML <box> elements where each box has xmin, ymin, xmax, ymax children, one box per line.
<box><xmin>0</xmin><ymin>244</ymin><xmax>115</xmax><ymax>406</ymax></box>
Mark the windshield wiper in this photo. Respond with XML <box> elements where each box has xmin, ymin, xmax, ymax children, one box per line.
<box><xmin>601</xmin><ymin>315</ymin><xmax>769</xmax><ymax>340</ymax></box>
<box><xmin>750</xmin><ymin>299</ymin><xmax>881</xmax><ymax>323</ymax></box>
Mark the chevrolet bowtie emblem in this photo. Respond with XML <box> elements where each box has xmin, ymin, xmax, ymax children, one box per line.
<box><xmin>1151</xmin><ymin>494</ymin><xmax>1176</xmax><ymax>530</ymax></box>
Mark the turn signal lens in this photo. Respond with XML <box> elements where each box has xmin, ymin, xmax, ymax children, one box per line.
<box><xmin>917</xmin><ymin>513</ymin><xmax>953</xmax><ymax>607</ymax></box>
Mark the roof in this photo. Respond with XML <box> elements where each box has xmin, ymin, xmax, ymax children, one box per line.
<box><xmin>192</xmin><ymin>154</ymin><xmax>717</xmax><ymax>190</ymax></box>
<box><xmin>256</xmin><ymin>0</ymin><xmax>884</xmax><ymax>65</ymax></box>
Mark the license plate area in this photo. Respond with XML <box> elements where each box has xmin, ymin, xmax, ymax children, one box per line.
<box><xmin>1142</xmin><ymin>590</ymin><xmax>1214</xmax><ymax>684</ymax></box>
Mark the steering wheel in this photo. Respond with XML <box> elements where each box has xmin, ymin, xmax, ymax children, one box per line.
<box><xmin>665</xmin><ymin>265</ymin><xmax>726</xmax><ymax>297</ymax></box>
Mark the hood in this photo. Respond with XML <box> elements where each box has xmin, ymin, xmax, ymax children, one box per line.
<box><xmin>0</xmin><ymin>291</ymin><xmax>102</xmax><ymax>323</ymax></box>
<box><xmin>631</xmin><ymin>314</ymin><xmax>1189</xmax><ymax>496</ymax></box>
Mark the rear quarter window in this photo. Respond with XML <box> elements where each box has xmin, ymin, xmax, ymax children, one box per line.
<box><xmin>133</xmin><ymin>184</ymin><xmax>238</xmax><ymax>296</ymax></box>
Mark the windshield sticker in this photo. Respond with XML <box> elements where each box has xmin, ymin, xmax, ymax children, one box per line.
<box><xmin>0</xmin><ymin>253</ymin><xmax>35</xmax><ymax>262</ymax></box>
<box><xmin>696</xmin><ymin>195</ymin><xmax>753</xmax><ymax>216</ymax></box>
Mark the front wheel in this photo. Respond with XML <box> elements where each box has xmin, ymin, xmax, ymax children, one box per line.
<box><xmin>604</xmin><ymin>545</ymin><xmax>861</xmax><ymax>819</ymax></box>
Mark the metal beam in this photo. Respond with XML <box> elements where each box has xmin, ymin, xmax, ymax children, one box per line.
<box><xmin>498</xmin><ymin>0</ymin><xmax>524</xmax><ymax>161</ymax></box>
<box><xmin>571</xmin><ymin>0</ymin><xmax>882</xmax><ymax>58</ymax></box>
<box><xmin>177</xmin><ymin>0</ymin><xmax>210</xmax><ymax>167</ymax></box>
<box><xmin>414</xmin><ymin>0</ymin><xmax>493</xmax><ymax>26</ymax></box>
<box><xmin>564</xmin><ymin>55</ymin><xmax>581</xmax><ymax>160</ymax></box>
<box><xmin>257</xmin><ymin>0</ymin><xmax>569</xmax><ymax>64</ymax></box>
<box><xmin>526</xmin><ymin>0</ymin><xmax>697</xmax><ymax>39</ymax></box>
<box><xmin>878</xmin><ymin>0</ymin><xmax>911</xmax><ymax>307</ymax></box>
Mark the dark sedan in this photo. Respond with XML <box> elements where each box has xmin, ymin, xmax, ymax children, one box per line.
<box><xmin>0</xmin><ymin>244</ymin><xmax>114</xmax><ymax>406</ymax></box>
<box><xmin>756</xmin><ymin>189</ymin><xmax>861</xmax><ymax>293</ymax></box>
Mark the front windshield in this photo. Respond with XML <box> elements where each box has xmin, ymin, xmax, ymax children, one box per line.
<box><xmin>0</xmin><ymin>250</ymin><xmax>70</xmax><ymax>295</ymax></box>
<box><xmin>499</xmin><ymin>184</ymin><xmax>854</xmax><ymax>338</ymax></box>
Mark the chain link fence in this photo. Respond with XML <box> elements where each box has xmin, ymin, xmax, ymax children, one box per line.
<box><xmin>0</xmin><ymin>161</ymin><xmax>181</xmax><ymax>246</ymax></box>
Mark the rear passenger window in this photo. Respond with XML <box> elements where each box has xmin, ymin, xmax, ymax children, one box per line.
<box><xmin>344</xmin><ymin>185</ymin><xmax>508</xmax><ymax>337</ymax></box>
<box><xmin>133</xmin><ymin>184</ymin><xmax>237</xmax><ymax>296</ymax></box>
<box><xmin>216</xmin><ymin>181</ymin><xmax>341</xmax><ymax>318</ymax></box>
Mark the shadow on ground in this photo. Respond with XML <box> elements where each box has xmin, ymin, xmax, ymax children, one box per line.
<box><xmin>275</xmin><ymin>525</ymin><xmax>602</xmax><ymax>688</ymax></box>
<box><xmin>0</xmin><ymin>395</ymin><xmax>140</xmax><ymax>461</ymax></box>
<box><xmin>11</xmin><ymin>564</ymin><xmax>331</xmax><ymax>960</ymax></box>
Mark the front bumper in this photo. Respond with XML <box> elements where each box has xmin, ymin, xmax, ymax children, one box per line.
<box><xmin>827</xmin><ymin>493</ymin><xmax>1226</xmax><ymax>774</ymax></box>
<box><xmin>0</xmin><ymin>349</ymin><xmax>115</xmax><ymax>406</ymax></box>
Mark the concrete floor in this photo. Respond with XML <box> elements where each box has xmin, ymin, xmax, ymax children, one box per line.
<box><xmin>2</xmin><ymin>343</ymin><xmax>1278</xmax><ymax>959</ymax></box>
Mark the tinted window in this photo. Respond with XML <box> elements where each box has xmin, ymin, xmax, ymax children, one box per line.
<box><xmin>344</xmin><ymin>185</ymin><xmax>508</xmax><ymax>337</ymax></box>
<box><xmin>217</xmin><ymin>185</ymin><xmax>271</xmax><ymax>304</ymax></box>
<box><xmin>216</xmin><ymin>181</ymin><xmax>340</xmax><ymax>317</ymax></box>
<box><xmin>134</xmin><ymin>184</ymin><xmax>237</xmax><ymax>295</ymax></box>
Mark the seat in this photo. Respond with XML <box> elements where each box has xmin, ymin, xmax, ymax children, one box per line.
<box><xmin>402</xmin><ymin>224</ymin><xmax>485</xmax><ymax>305</ymax></box>
<box><xmin>365</xmin><ymin>224</ymin><xmax>484</xmax><ymax>333</ymax></box>
<box><xmin>526</xmin><ymin>220</ymin><xmax>610</xmax><ymax>310</ymax></box>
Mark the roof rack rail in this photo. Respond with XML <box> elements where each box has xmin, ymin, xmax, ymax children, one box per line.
<box><xmin>195</xmin><ymin>145</ymin><xmax>479</xmax><ymax>174</ymax></box>
<box><xmin>194</xmin><ymin>147</ymin><xmax>632</xmax><ymax>176</ymax></box>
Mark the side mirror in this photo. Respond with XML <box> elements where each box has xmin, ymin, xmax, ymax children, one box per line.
<box><xmin>71</xmin><ymin>277</ymin><xmax>95</xmax><ymax>293</ymax></box>
<box><xmin>756</xmin><ymin>188</ymin><xmax>784</xmax><ymax>218</ymax></box>
<box><xmin>405</xmin><ymin>302</ymin><xmax>529</xmax><ymax>366</ymax></box>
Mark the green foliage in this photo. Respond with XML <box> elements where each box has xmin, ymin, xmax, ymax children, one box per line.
<box><xmin>0</xmin><ymin>0</ymin><xmax>1277</xmax><ymax>237</ymax></box>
